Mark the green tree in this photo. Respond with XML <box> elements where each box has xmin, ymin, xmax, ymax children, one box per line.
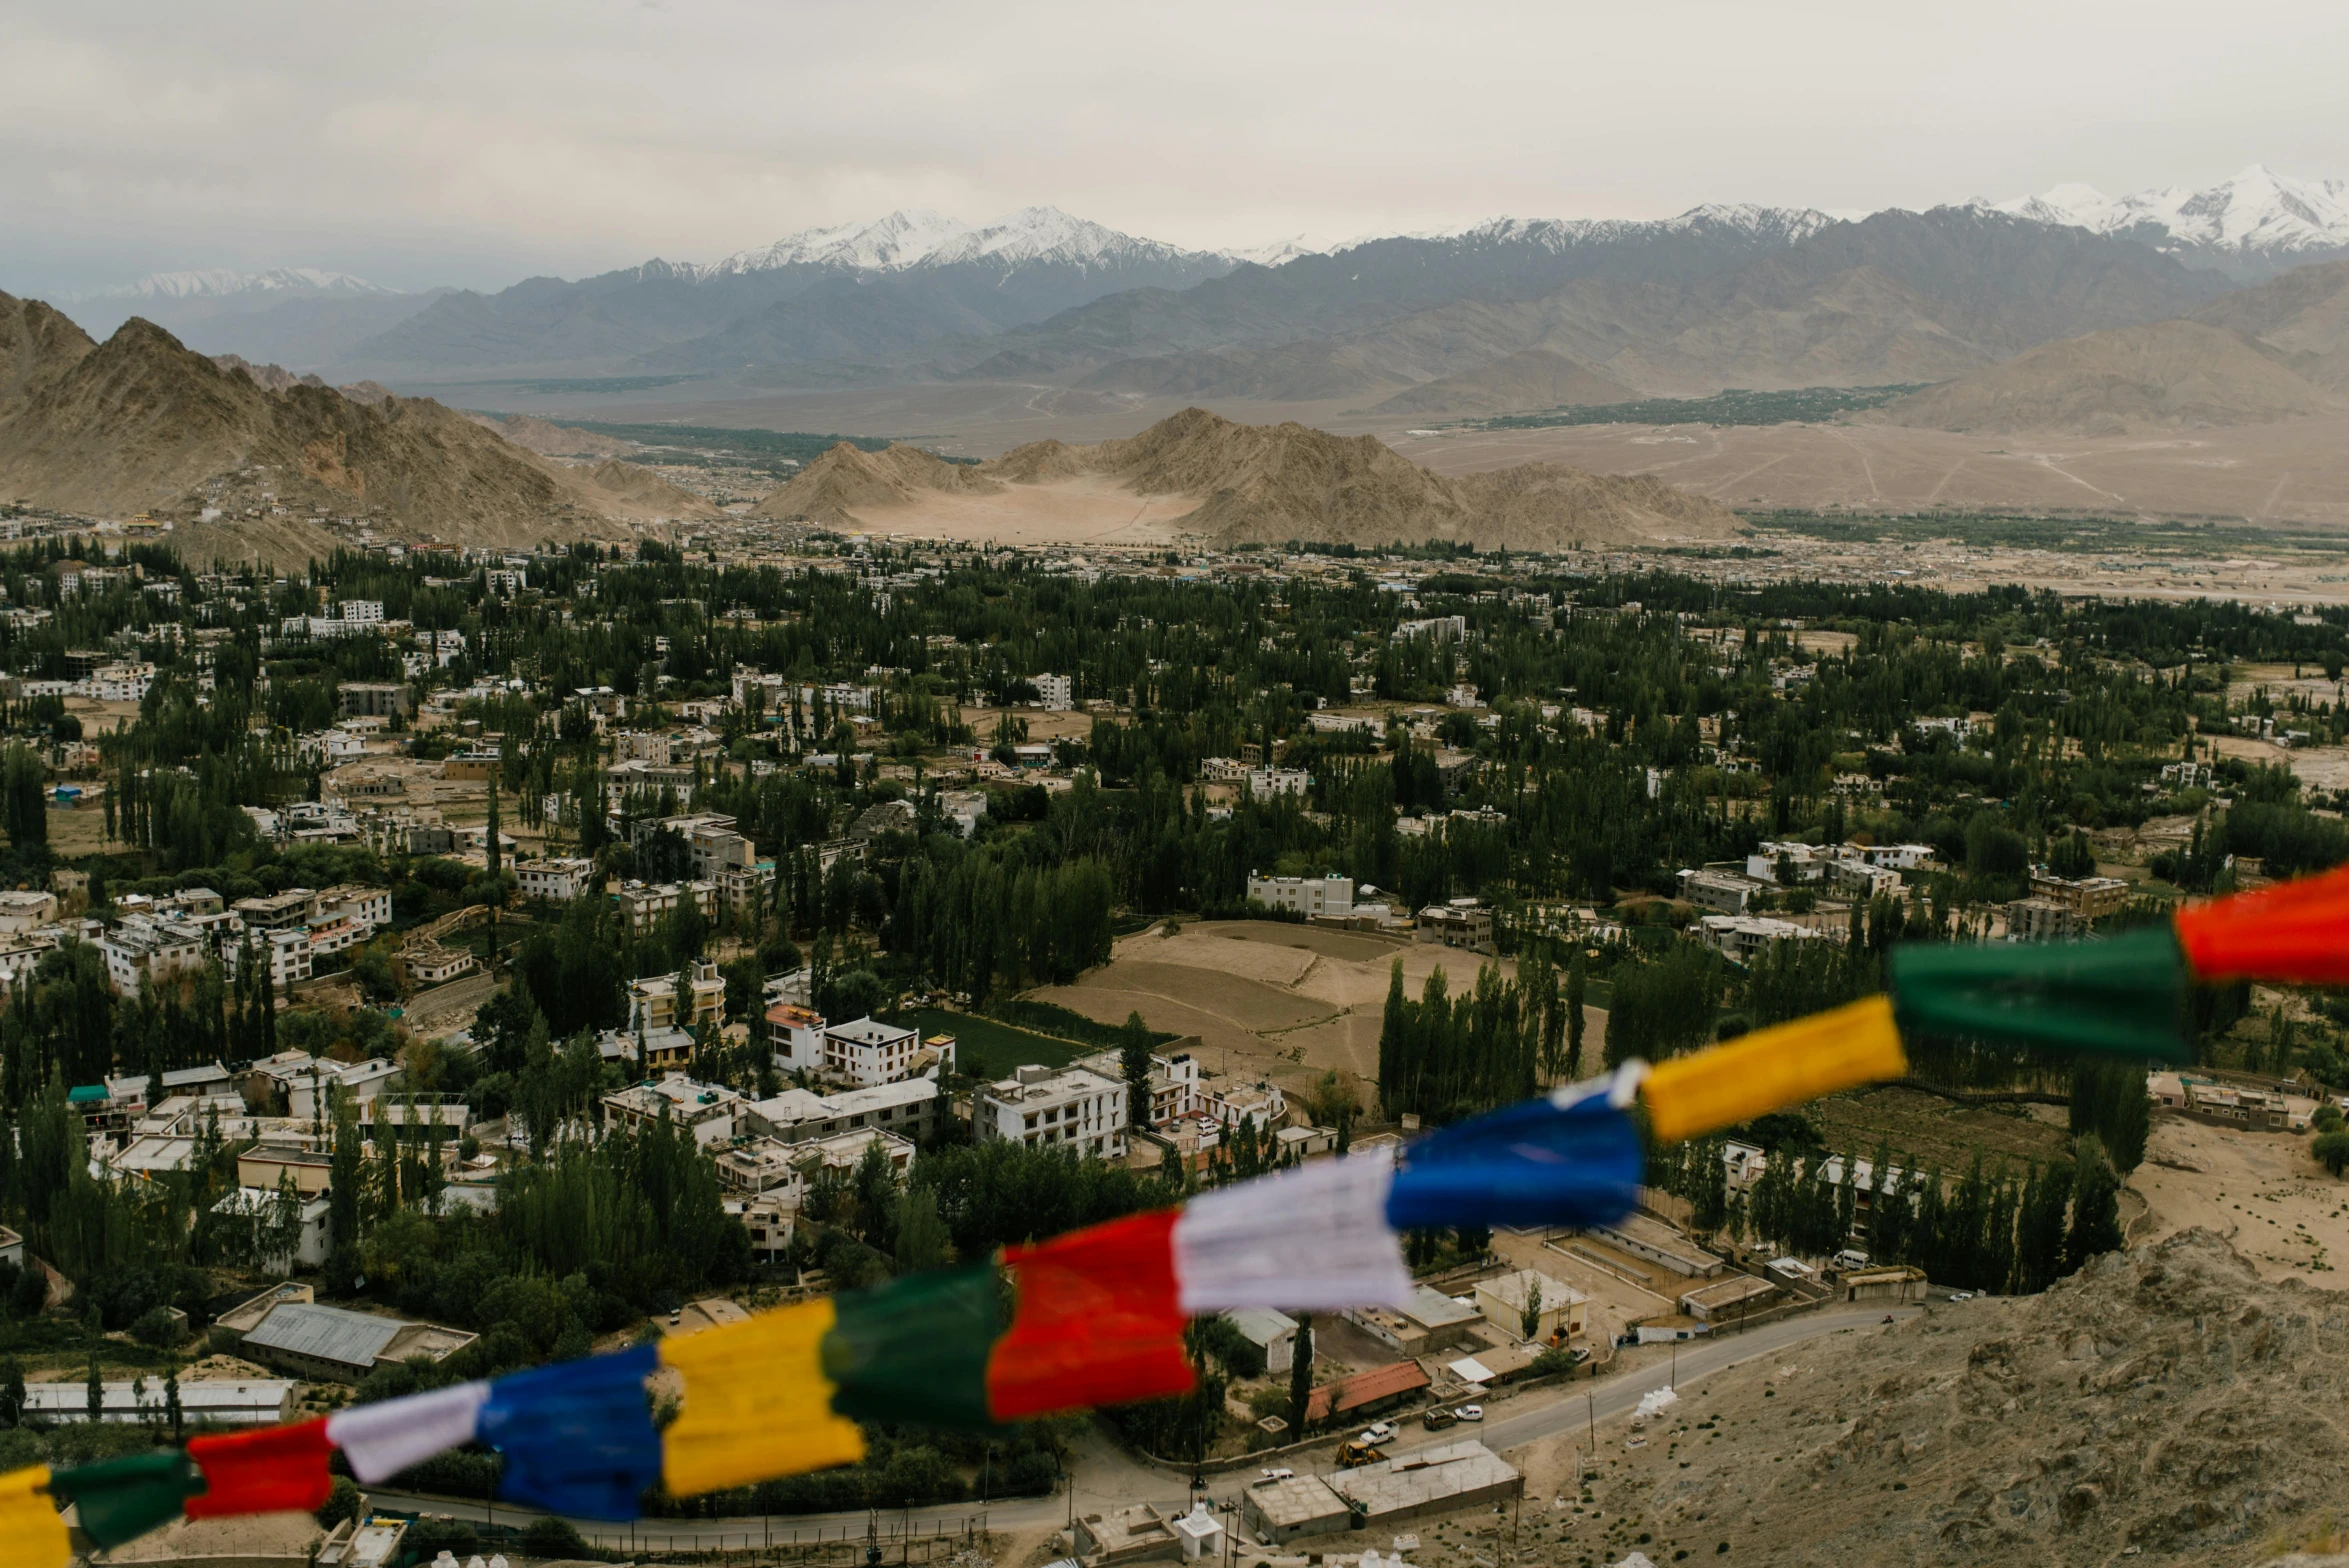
<box><xmin>2</xmin><ymin>745</ymin><xmax>47</xmax><ymax>851</ymax></box>
<box><xmin>2065</xmin><ymin>1136</ymin><xmax>2124</xmax><ymax>1270</ymax></box>
<box><xmin>0</xmin><ymin>1357</ymin><xmax>23</xmax><ymax>1428</ymax></box>
<box><xmin>1564</xmin><ymin>949</ymin><xmax>1588</xmax><ymax>1080</ymax></box>
<box><xmin>1119</xmin><ymin>1011</ymin><xmax>1155</xmax><ymax>1129</ymax></box>
<box><xmin>892</xmin><ymin>1186</ymin><xmax>949</xmax><ymax>1275</ymax></box>
<box><xmin>1519</xmin><ymin>1278</ymin><xmax>1542</xmax><ymax>1342</ymax></box>
<box><xmin>2314</xmin><ymin>1130</ymin><xmax>2349</xmax><ymax>1177</ymax></box>
<box><xmin>1288</xmin><ymin>1313</ymin><xmax>1314</xmax><ymax>1432</ymax></box>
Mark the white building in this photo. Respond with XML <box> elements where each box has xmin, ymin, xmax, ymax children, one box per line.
<box><xmin>96</xmin><ymin>916</ymin><xmax>208</xmax><ymax>996</ymax></box>
<box><xmin>338</xmin><ymin>600</ymin><xmax>384</xmax><ymax>624</ymax></box>
<box><xmin>1695</xmin><ymin>914</ymin><xmax>1828</xmax><ymax>965</ymax></box>
<box><xmin>517</xmin><ymin>857</ymin><xmax>597</xmax><ymax>903</ymax></box>
<box><xmin>1244</xmin><ymin>768</ymin><xmax>1311</xmax><ymax>799</ymax></box>
<box><xmin>600</xmin><ymin>1073</ymin><xmax>743</xmax><ymax>1148</ymax></box>
<box><xmin>306</xmin><ymin>884</ymin><xmax>391</xmax><ymax>955</ymax></box>
<box><xmin>821</xmin><ymin>1016</ymin><xmax>951</xmax><ymax>1088</ymax></box>
<box><xmin>977</xmin><ymin>1063</ymin><xmax>1129</xmax><ymax>1158</ymax></box>
<box><xmin>1033</xmin><ymin>673</ymin><xmax>1074</xmax><ymax>711</ymax></box>
<box><xmin>743</xmin><ymin>1079</ymin><xmax>942</xmax><ymax>1146</ymax></box>
<box><xmin>767</xmin><ymin>1002</ymin><xmax>828</xmax><ymax>1074</ymax></box>
<box><xmin>1246</xmin><ymin>872</ymin><xmax>1353</xmax><ymax>918</ymax></box>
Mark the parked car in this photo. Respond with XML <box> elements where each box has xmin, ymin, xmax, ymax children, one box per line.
<box><xmin>1259</xmin><ymin>1467</ymin><xmax>1295</xmax><ymax>1480</ymax></box>
<box><xmin>1950</xmin><ymin>1291</ymin><xmax>1975</xmax><ymax>1302</ymax></box>
<box><xmin>1421</xmin><ymin>1408</ymin><xmax>1458</xmax><ymax>1430</ymax></box>
<box><xmin>1359</xmin><ymin>1422</ymin><xmax>1396</xmax><ymax>1442</ymax></box>
<box><xmin>1453</xmin><ymin>1405</ymin><xmax>1484</xmax><ymax>1422</ymax></box>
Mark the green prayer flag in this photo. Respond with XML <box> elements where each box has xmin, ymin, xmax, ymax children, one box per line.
<box><xmin>49</xmin><ymin>1449</ymin><xmax>205</xmax><ymax>1548</ymax></box>
<box><xmin>823</xmin><ymin>1262</ymin><xmax>1002</xmax><ymax>1430</ymax></box>
<box><xmin>1889</xmin><ymin>926</ymin><xmax>2191</xmax><ymax>1062</ymax></box>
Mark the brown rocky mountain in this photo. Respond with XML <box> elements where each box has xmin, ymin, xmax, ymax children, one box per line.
<box><xmin>464</xmin><ymin>411</ymin><xmax>643</xmax><ymax>458</ymax></box>
<box><xmin>1369</xmin><ymin>348</ymin><xmax>1638</xmax><ymax>416</ymax></box>
<box><xmin>750</xmin><ymin>441</ymin><xmax>999</xmax><ymax>525</ymax></box>
<box><xmin>761</xmin><ymin>407</ymin><xmax>1739</xmax><ymax>548</ymax></box>
<box><xmin>209</xmin><ymin>354</ymin><xmax>330</xmax><ymax>393</ymax></box>
<box><xmin>1589</xmin><ymin>1232</ymin><xmax>2349</xmax><ymax>1564</ymax></box>
<box><xmin>1878</xmin><ymin>319</ymin><xmax>2340</xmax><ymax>434</ymax></box>
<box><xmin>2189</xmin><ymin>257</ymin><xmax>2349</xmax><ymax>389</ymax></box>
<box><xmin>959</xmin><ymin>207</ymin><xmax>2229</xmax><ymax>404</ymax></box>
<box><xmin>0</xmin><ymin>293</ymin><xmax>715</xmax><ymax>555</ymax></box>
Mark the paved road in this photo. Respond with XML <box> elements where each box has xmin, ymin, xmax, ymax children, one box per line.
<box><xmin>370</xmin><ymin>1306</ymin><xmax>1922</xmax><ymax>1548</ymax></box>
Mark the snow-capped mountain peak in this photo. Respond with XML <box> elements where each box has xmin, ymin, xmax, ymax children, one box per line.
<box><xmin>709</xmin><ymin>209</ymin><xmax>972</xmax><ymax>275</ymax></box>
<box><xmin>80</xmin><ymin>267</ymin><xmax>399</xmax><ymax>303</ymax></box>
<box><xmin>1998</xmin><ymin>165</ymin><xmax>2349</xmax><ymax>273</ymax></box>
<box><xmin>711</xmin><ymin>206</ymin><xmax>1215</xmax><ymax>275</ymax></box>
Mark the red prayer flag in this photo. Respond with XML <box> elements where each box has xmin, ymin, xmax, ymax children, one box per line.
<box><xmin>987</xmin><ymin>1208</ymin><xmax>1194</xmax><ymax>1420</ymax></box>
<box><xmin>2175</xmin><ymin>863</ymin><xmax>2349</xmax><ymax>986</ymax></box>
<box><xmin>186</xmin><ymin>1418</ymin><xmax>335</xmax><ymax>1518</ymax></box>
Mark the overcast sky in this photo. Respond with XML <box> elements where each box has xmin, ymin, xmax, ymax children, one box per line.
<box><xmin>8</xmin><ymin>0</ymin><xmax>2349</xmax><ymax>297</ymax></box>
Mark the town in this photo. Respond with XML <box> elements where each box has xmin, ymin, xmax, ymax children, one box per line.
<box><xmin>0</xmin><ymin>526</ymin><xmax>2343</xmax><ymax>1568</ymax></box>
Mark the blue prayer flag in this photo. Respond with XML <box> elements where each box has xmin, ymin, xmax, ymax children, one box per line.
<box><xmin>478</xmin><ymin>1343</ymin><xmax>660</xmax><ymax>1520</ymax></box>
<box><xmin>1386</xmin><ymin>1081</ymin><xmax>1643</xmax><ymax>1231</ymax></box>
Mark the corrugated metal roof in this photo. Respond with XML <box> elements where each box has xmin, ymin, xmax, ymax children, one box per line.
<box><xmin>243</xmin><ymin>1302</ymin><xmax>404</xmax><ymax>1367</ymax></box>
<box><xmin>1306</xmin><ymin>1359</ymin><xmax>1430</xmax><ymax>1422</ymax></box>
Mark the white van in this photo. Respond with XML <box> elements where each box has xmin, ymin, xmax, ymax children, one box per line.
<box><xmin>1832</xmin><ymin>1248</ymin><xmax>1871</xmax><ymax>1270</ymax></box>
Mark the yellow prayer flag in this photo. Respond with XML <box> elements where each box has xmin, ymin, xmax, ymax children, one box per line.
<box><xmin>659</xmin><ymin>1298</ymin><xmax>866</xmax><ymax>1496</ymax></box>
<box><xmin>0</xmin><ymin>1465</ymin><xmax>68</xmax><ymax>1568</ymax></box>
<box><xmin>1640</xmin><ymin>995</ymin><xmax>1907</xmax><ymax>1144</ymax></box>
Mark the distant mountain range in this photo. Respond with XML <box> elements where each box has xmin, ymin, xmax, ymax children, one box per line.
<box><xmin>36</xmin><ymin>167</ymin><xmax>2349</xmax><ymax>430</ymax></box>
<box><xmin>1997</xmin><ymin>165</ymin><xmax>2349</xmax><ymax>281</ymax></box>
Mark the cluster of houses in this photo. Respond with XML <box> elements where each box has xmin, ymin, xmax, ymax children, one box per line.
<box><xmin>0</xmin><ymin>882</ymin><xmax>396</xmax><ymax>997</ymax></box>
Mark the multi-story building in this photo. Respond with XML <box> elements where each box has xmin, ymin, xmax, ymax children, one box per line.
<box><xmin>1032</xmin><ymin>673</ymin><xmax>1074</xmax><ymax>711</ymax></box>
<box><xmin>1416</xmin><ymin>898</ymin><xmax>1495</xmax><ymax>947</ymax></box>
<box><xmin>743</xmin><ymin>1079</ymin><xmax>941</xmax><ymax>1146</ymax></box>
<box><xmin>233</xmin><ymin>889</ymin><xmax>315</xmax><ymax>932</ymax></box>
<box><xmin>767</xmin><ymin>1002</ymin><xmax>828</xmax><ymax>1074</ymax></box>
<box><xmin>821</xmin><ymin>1017</ymin><xmax>949</xmax><ymax>1088</ymax></box>
<box><xmin>613</xmin><ymin>879</ymin><xmax>719</xmax><ymax>932</ymax></box>
<box><xmin>2028</xmin><ymin>872</ymin><xmax>2131</xmax><ymax>921</ymax></box>
<box><xmin>625</xmin><ymin>958</ymin><xmax>726</xmax><ymax>1035</ymax></box>
<box><xmin>517</xmin><ymin>858</ymin><xmax>597</xmax><ymax>903</ymax></box>
<box><xmin>1075</xmin><ymin>1048</ymin><xmax>1201</xmax><ymax>1128</ymax></box>
<box><xmin>338</xmin><ymin>601</ymin><xmax>384</xmax><ymax>625</ymax></box>
<box><xmin>306</xmin><ymin>885</ymin><xmax>391</xmax><ymax>955</ymax></box>
<box><xmin>338</xmin><ymin>682</ymin><xmax>411</xmax><ymax>719</ymax></box>
<box><xmin>1246</xmin><ymin>872</ymin><xmax>1353</xmax><ymax>918</ymax></box>
<box><xmin>976</xmin><ymin>1064</ymin><xmax>1129</xmax><ymax>1158</ymax></box>
<box><xmin>96</xmin><ymin>916</ymin><xmax>208</xmax><ymax>996</ymax></box>
<box><xmin>599</xmin><ymin>1073</ymin><xmax>742</xmax><ymax>1148</ymax></box>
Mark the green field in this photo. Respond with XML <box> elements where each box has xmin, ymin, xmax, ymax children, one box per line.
<box><xmin>892</xmin><ymin>1007</ymin><xmax>1092</xmax><ymax>1080</ymax></box>
<box><xmin>1744</xmin><ymin>509</ymin><xmax>2349</xmax><ymax>557</ymax></box>
<box><xmin>1469</xmin><ymin>384</ymin><xmax>1928</xmax><ymax>432</ymax></box>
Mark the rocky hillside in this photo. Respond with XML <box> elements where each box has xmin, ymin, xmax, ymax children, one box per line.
<box><xmin>762</xmin><ymin>408</ymin><xmax>1740</xmax><ymax>549</ymax></box>
<box><xmin>1880</xmin><ymin>319</ymin><xmax>2340</xmax><ymax>434</ymax></box>
<box><xmin>0</xmin><ymin>293</ymin><xmax>716</xmax><ymax>554</ymax></box>
<box><xmin>750</xmin><ymin>441</ymin><xmax>999</xmax><ymax>525</ymax></box>
<box><xmin>1369</xmin><ymin>348</ymin><xmax>1638</xmax><ymax>415</ymax></box>
<box><xmin>1581</xmin><ymin>1230</ymin><xmax>2349</xmax><ymax>1566</ymax></box>
<box><xmin>464</xmin><ymin>411</ymin><xmax>642</xmax><ymax>458</ymax></box>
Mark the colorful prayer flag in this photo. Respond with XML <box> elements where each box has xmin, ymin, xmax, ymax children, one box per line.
<box><xmin>477</xmin><ymin>1344</ymin><xmax>659</xmax><ymax>1520</ymax></box>
<box><xmin>660</xmin><ymin>1299</ymin><xmax>864</xmax><ymax>1498</ymax></box>
<box><xmin>186</xmin><ymin>1418</ymin><xmax>333</xmax><ymax>1518</ymax></box>
<box><xmin>2174</xmin><ymin>862</ymin><xmax>2349</xmax><ymax>986</ymax></box>
<box><xmin>1387</xmin><ymin>1070</ymin><xmax>1645</xmax><ymax>1227</ymax></box>
<box><xmin>326</xmin><ymin>1381</ymin><xmax>491</xmax><ymax>1485</ymax></box>
<box><xmin>989</xmin><ymin>1209</ymin><xmax>1192</xmax><ymax>1420</ymax></box>
<box><xmin>1889</xmin><ymin>927</ymin><xmax>2191</xmax><ymax>1061</ymax></box>
<box><xmin>1172</xmin><ymin>1145</ymin><xmax>1412</xmax><ymax>1312</ymax></box>
<box><xmin>825</xmin><ymin>1263</ymin><xmax>1002</xmax><ymax>1430</ymax></box>
<box><xmin>0</xmin><ymin>1465</ymin><xmax>68</xmax><ymax>1568</ymax></box>
<box><xmin>1640</xmin><ymin>997</ymin><xmax>1909</xmax><ymax>1144</ymax></box>
<box><xmin>45</xmin><ymin>1451</ymin><xmax>203</xmax><ymax>1550</ymax></box>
